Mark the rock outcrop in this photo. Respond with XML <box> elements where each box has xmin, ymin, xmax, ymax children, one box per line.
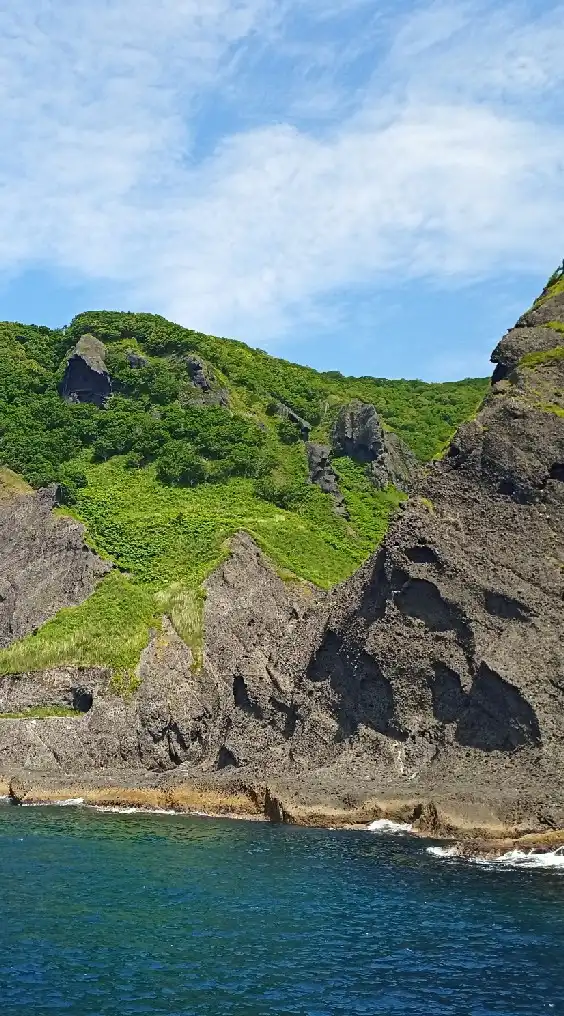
<box><xmin>1</xmin><ymin>281</ymin><xmax>564</xmax><ymax>834</ymax></box>
<box><xmin>273</xmin><ymin>402</ymin><xmax>311</xmax><ymax>440</ymax></box>
<box><xmin>297</xmin><ymin>287</ymin><xmax>564</xmax><ymax>818</ymax></box>
<box><xmin>126</xmin><ymin>351</ymin><xmax>148</xmax><ymax>369</ymax></box>
<box><xmin>332</xmin><ymin>401</ymin><xmax>418</xmax><ymax>491</ymax></box>
<box><xmin>306</xmin><ymin>443</ymin><xmax>349</xmax><ymax>517</ymax></box>
<box><xmin>183</xmin><ymin>354</ymin><xmax>229</xmax><ymax>407</ymax></box>
<box><xmin>60</xmin><ymin>334</ymin><xmax>112</xmax><ymax>407</ymax></box>
<box><xmin>0</xmin><ymin>484</ymin><xmax>110</xmax><ymax>647</ymax></box>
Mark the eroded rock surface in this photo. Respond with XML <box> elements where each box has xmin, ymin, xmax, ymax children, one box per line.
<box><xmin>0</xmin><ymin>484</ymin><xmax>110</xmax><ymax>647</ymax></box>
<box><xmin>332</xmin><ymin>400</ymin><xmax>418</xmax><ymax>491</ymax></box>
<box><xmin>272</xmin><ymin>402</ymin><xmax>311</xmax><ymax>440</ymax></box>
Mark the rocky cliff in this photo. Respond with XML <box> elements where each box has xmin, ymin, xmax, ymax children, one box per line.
<box><xmin>0</xmin><ymin>280</ymin><xmax>563</xmax><ymax>839</ymax></box>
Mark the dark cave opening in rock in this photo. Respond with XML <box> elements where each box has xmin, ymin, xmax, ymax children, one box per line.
<box><xmin>72</xmin><ymin>688</ymin><xmax>93</xmax><ymax>713</ymax></box>
<box><xmin>491</xmin><ymin>362</ymin><xmax>511</xmax><ymax>384</ymax></box>
<box><xmin>395</xmin><ymin>578</ymin><xmax>469</xmax><ymax>636</ymax></box>
<box><xmin>216</xmin><ymin>746</ymin><xmax>239</xmax><ymax>769</ymax></box>
<box><xmin>549</xmin><ymin>463</ymin><xmax>564</xmax><ymax>482</ymax></box>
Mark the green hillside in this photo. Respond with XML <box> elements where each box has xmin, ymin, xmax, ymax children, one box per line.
<box><xmin>0</xmin><ymin>311</ymin><xmax>488</xmax><ymax>683</ymax></box>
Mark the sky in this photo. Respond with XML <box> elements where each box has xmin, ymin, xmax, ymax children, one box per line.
<box><xmin>1</xmin><ymin>0</ymin><xmax>563</xmax><ymax>382</ymax></box>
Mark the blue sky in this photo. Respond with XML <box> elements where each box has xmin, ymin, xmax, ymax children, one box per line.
<box><xmin>1</xmin><ymin>0</ymin><xmax>563</xmax><ymax>381</ymax></box>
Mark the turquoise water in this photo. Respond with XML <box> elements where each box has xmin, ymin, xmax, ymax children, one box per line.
<box><xmin>0</xmin><ymin>803</ymin><xmax>563</xmax><ymax>1015</ymax></box>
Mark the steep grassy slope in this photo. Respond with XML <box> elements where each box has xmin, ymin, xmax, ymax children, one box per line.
<box><xmin>0</xmin><ymin>311</ymin><xmax>488</xmax><ymax>681</ymax></box>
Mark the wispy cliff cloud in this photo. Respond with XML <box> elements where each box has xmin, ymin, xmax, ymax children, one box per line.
<box><xmin>1</xmin><ymin>0</ymin><xmax>563</xmax><ymax>374</ymax></box>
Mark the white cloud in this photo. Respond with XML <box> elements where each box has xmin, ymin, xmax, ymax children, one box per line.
<box><xmin>1</xmin><ymin>0</ymin><xmax>563</xmax><ymax>352</ymax></box>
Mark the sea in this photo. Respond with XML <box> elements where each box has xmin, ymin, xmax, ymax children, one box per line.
<box><xmin>0</xmin><ymin>800</ymin><xmax>563</xmax><ymax>1016</ymax></box>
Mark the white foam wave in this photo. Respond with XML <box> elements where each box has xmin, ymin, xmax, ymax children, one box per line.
<box><xmin>91</xmin><ymin>805</ymin><xmax>177</xmax><ymax>815</ymax></box>
<box><xmin>368</xmin><ymin>819</ymin><xmax>413</xmax><ymax>834</ymax></box>
<box><xmin>427</xmin><ymin>844</ymin><xmax>564</xmax><ymax>869</ymax></box>
<box><xmin>17</xmin><ymin>799</ymin><xmax>176</xmax><ymax>815</ymax></box>
<box><xmin>427</xmin><ymin>845</ymin><xmax>458</xmax><ymax>858</ymax></box>
<box><xmin>477</xmin><ymin>848</ymin><xmax>564</xmax><ymax>869</ymax></box>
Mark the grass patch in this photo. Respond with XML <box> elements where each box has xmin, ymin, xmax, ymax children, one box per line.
<box><xmin>0</xmin><ymin>457</ymin><xmax>406</xmax><ymax>678</ymax></box>
<box><xmin>0</xmin><ymin>705</ymin><xmax>80</xmax><ymax>720</ymax></box>
<box><xmin>520</xmin><ymin>346</ymin><xmax>564</xmax><ymax>369</ymax></box>
<box><xmin>531</xmin><ymin>276</ymin><xmax>564</xmax><ymax>310</ymax></box>
<box><xmin>419</xmin><ymin>497</ymin><xmax>435</xmax><ymax>512</ymax></box>
<box><xmin>0</xmin><ymin>570</ymin><xmax>159</xmax><ymax>679</ymax></box>
<box><xmin>0</xmin><ymin>467</ymin><xmax>33</xmax><ymax>499</ymax></box>
<box><xmin>539</xmin><ymin>403</ymin><xmax>564</xmax><ymax>418</ymax></box>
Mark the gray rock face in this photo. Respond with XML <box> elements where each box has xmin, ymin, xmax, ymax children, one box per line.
<box><xmin>295</xmin><ymin>297</ymin><xmax>564</xmax><ymax>809</ymax></box>
<box><xmin>447</xmin><ymin>349</ymin><xmax>564</xmax><ymax>504</ymax></box>
<box><xmin>0</xmin><ymin>484</ymin><xmax>110</xmax><ymax>648</ymax></box>
<box><xmin>332</xmin><ymin>401</ymin><xmax>418</xmax><ymax>491</ymax></box>
<box><xmin>491</xmin><ymin>326</ymin><xmax>559</xmax><ymax>382</ymax></box>
<box><xmin>516</xmin><ymin>288</ymin><xmax>564</xmax><ymax>329</ymax></box>
<box><xmin>0</xmin><ymin>669</ymin><xmax>97</xmax><ymax>715</ymax></box>
<box><xmin>60</xmin><ymin>334</ymin><xmax>112</xmax><ymax>407</ymax></box>
<box><xmin>306</xmin><ymin>443</ymin><xmax>349</xmax><ymax>518</ymax></box>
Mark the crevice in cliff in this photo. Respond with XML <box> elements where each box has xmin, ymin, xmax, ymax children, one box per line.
<box><xmin>269</xmin><ymin>697</ymin><xmax>299</xmax><ymax>739</ymax></box>
<box><xmin>357</xmin><ymin>550</ymin><xmax>390</xmax><ymax>624</ymax></box>
<box><xmin>428</xmin><ymin>663</ymin><xmax>467</xmax><ymax>724</ymax></box>
<box><xmin>233</xmin><ymin>675</ymin><xmax>262</xmax><ymax>719</ymax></box>
<box><xmin>306</xmin><ymin>631</ymin><xmax>395</xmax><ymax>737</ymax></box>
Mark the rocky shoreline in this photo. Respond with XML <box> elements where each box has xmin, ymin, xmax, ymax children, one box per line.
<box><xmin>3</xmin><ymin>767</ymin><xmax>564</xmax><ymax>862</ymax></box>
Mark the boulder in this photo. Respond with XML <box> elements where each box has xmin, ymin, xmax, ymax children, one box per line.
<box><xmin>60</xmin><ymin>334</ymin><xmax>111</xmax><ymax>407</ymax></box>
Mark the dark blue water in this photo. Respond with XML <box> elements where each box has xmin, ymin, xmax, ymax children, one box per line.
<box><xmin>0</xmin><ymin>803</ymin><xmax>563</xmax><ymax>1015</ymax></box>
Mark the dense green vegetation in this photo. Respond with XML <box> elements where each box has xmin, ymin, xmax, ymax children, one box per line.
<box><xmin>0</xmin><ymin>310</ymin><xmax>488</xmax><ymax>681</ymax></box>
<box><xmin>0</xmin><ymin>314</ymin><xmax>487</xmax><ymax>489</ymax></box>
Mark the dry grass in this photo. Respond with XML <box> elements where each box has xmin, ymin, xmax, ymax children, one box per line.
<box><xmin>0</xmin><ymin>468</ymin><xmax>33</xmax><ymax>499</ymax></box>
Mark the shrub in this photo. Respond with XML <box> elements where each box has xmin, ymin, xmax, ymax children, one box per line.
<box><xmin>57</xmin><ymin>462</ymin><xmax>88</xmax><ymax>505</ymax></box>
<box><xmin>156</xmin><ymin>443</ymin><xmax>208</xmax><ymax>486</ymax></box>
